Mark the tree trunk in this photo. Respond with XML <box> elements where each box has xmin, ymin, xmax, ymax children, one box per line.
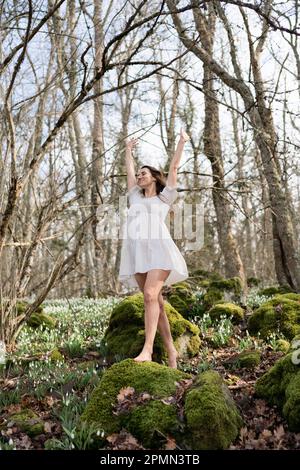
<box><xmin>167</xmin><ymin>0</ymin><xmax>300</xmax><ymax>291</ymax></box>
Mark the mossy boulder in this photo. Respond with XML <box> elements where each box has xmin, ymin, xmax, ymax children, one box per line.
<box><xmin>278</xmin><ymin>293</ymin><xmax>300</xmax><ymax>302</ymax></box>
<box><xmin>202</xmin><ymin>287</ymin><xmax>224</xmax><ymax>311</ymax></box>
<box><xmin>102</xmin><ymin>293</ymin><xmax>200</xmax><ymax>364</ymax></box>
<box><xmin>248</xmin><ymin>294</ymin><xmax>300</xmax><ymax>340</ymax></box>
<box><xmin>27</xmin><ymin>312</ymin><xmax>57</xmax><ymax>329</ymax></box>
<box><xmin>255</xmin><ymin>353</ymin><xmax>300</xmax><ymax>431</ymax></box>
<box><xmin>16</xmin><ymin>300</ymin><xmax>43</xmax><ymax>315</ymax></box>
<box><xmin>8</xmin><ymin>409</ymin><xmax>44</xmax><ymax>437</ymax></box>
<box><xmin>187</xmin><ymin>269</ymin><xmax>223</xmax><ymax>290</ymax></box>
<box><xmin>247</xmin><ymin>277</ymin><xmax>261</xmax><ymax>287</ymax></box>
<box><xmin>210</xmin><ymin>276</ymin><xmax>243</xmax><ymax>296</ymax></box>
<box><xmin>81</xmin><ymin>359</ymin><xmax>191</xmax><ymax>448</ymax></box>
<box><xmin>184</xmin><ymin>370</ymin><xmax>243</xmax><ymax>449</ymax></box>
<box><xmin>188</xmin><ymin>274</ymin><xmax>244</xmax><ymax>317</ymax></box>
<box><xmin>81</xmin><ymin>360</ymin><xmax>241</xmax><ymax>450</ymax></box>
<box><xmin>223</xmin><ymin>350</ymin><xmax>260</xmax><ymax>369</ymax></box>
<box><xmin>276</xmin><ymin>339</ymin><xmax>290</xmax><ymax>354</ymax></box>
<box><xmin>15</xmin><ymin>300</ymin><xmax>55</xmax><ymax>330</ymax></box>
<box><xmin>49</xmin><ymin>348</ymin><xmax>64</xmax><ymax>362</ymax></box>
<box><xmin>12</xmin><ymin>299</ymin><xmax>57</xmax><ymax>330</ymax></box>
<box><xmin>207</xmin><ymin>302</ymin><xmax>244</xmax><ymax>324</ymax></box>
<box><xmin>257</xmin><ymin>285</ymin><xmax>294</xmax><ymax>298</ymax></box>
<box><xmin>164</xmin><ymin>282</ymin><xmax>196</xmax><ymax>318</ymax></box>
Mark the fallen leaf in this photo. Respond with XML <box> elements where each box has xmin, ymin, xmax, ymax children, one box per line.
<box><xmin>274</xmin><ymin>425</ymin><xmax>285</xmax><ymax>441</ymax></box>
<box><xmin>117</xmin><ymin>387</ymin><xmax>135</xmax><ymax>403</ymax></box>
<box><xmin>44</xmin><ymin>421</ymin><xmax>54</xmax><ymax>433</ymax></box>
<box><xmin>106</xmin><ymin>433</ymin><xmax>118</xmax><ymax>444</ymax></box>
<box><xmin>165</xmin><ymin>436</ymin><xmax>177</xmax><ymax>450</ymax></box>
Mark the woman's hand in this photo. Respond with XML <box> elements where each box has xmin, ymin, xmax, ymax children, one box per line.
<box><xmin>126</xmin><ymin>137</ymin><xmax>139</xmax><ymax>151</ymax></box>
<box><xmin>179</xmin><ymin>127</ymin><xmax>190</xmax><ymax>143</ymax></box>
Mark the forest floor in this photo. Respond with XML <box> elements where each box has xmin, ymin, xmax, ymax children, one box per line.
<box><xmin>0</xmin><ymin>297</ymin><xmax>300</xmax><ymax>451</ymax></box>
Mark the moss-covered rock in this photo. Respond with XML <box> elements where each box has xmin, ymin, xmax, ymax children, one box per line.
<box><xmin>257</xmin><ymin>285</ymin><xmax>294</xmax><ymax>297</ymax></box>
<box><xmin>102</xmin><ymin>293</ymin><xmax>200</xmax><ymax>364</ymax></box>
<box><xmin>15</xmin><ymin>300</ymin><xmax>54</xmax><ymax>329</ymax></box>
<box><xmin>186</xmin><ymin>269</ymin><xmax>224</xmax><ymax>291</ymax></box>
<box><xmin>16</xmin><ymin>300</ymin><xmax>43</xmax><ymax>315</ymax></box>
<box><xmin>210</xmin><ymin>276</ymin><xmax>243</xmax><ymax>296</ymax></box>
<box><xmin>277</xmin><ymin>293</ymin><xmax>300</xmax><ymax>302</ymax></box>
<box><xmin>223</xmin><ymin>350</ymin><xmax>260</xmax><ymax>369</ymax></box>
<box><xmin>27</xmin><ymin>312</ymin><xmax>57</xmax><ymax>329</ymax></box>
<box><xmin>208</xmin><ymin>302</ymin><xmax>244</xmax><ymax>324</ymax></box>
<box><xmin>248</xmin><ymin>295</ymin><xmax>300</xmax><ymax>340</ymax></box>
<box><xmin>202</xmin><ymin>287</ymin><xmax>224</xmax><ymax>311</ymax></box>
<box><xmin>188</xmin><ymin>274</ymin><xmax>244</xmax><ymax>317</ymax></box>
<box><xmin>81</xmin><ymin>359</ymin><xmax>190</xmax><ymax>448</ymax></box>
<box><xmin>276</xmin><ymin>339</ymin><xmax>290</xmax><ymax>354</ymax></box>
<box><xmin>184</xmin><ymin>370</ymin><xmax>243</xmax><ymax>449</ymax></box>
<box><xmin>247</xmin><ymin>277</ymin><xmax>261</xmax><ymax>287</ymax></box>
<box><xmin>8</xmin><ymin>409</ymin><xmax>44</xmax><ymax>437</ymax></box>
<box><xmin>164</xmin><ymin>282</ymin><xmax>196</xmax><ymax>318</ymax></box>
<box><xmin>49</xmin><ymin>348</ymin><xmax>64</xmax><ymax>362</ymax></box>
<box><xmin>255</xmin><ymin>353</ymin><xmax>300</xmax><ymax>431</ymax></box>
<box><xmin>82</xmin><ymin>360</ymin><xmax>243</xmax><ymax>450</ymax></box>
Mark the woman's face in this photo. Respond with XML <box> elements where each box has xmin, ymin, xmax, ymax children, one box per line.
<box><xmin>136</xmin><ymin>167</ymin><xmax>156</xmax><ymax>187</ymax></box>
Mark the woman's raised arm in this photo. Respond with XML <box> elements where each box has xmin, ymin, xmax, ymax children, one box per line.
<box><xmin>166</xmin><ymin>128</ymin><xmax>190</xmax><ymax>188</ymax></box>
<box><xmin>125</xmin><ymin>137</ymin><xmax>138</xmax><ymax>191</ymax></box>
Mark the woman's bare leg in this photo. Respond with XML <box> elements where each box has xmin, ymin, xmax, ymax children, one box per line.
<box><xmin>134</xmin><ymin>272</ymin><xmax>178</xmax><ymax>368</ymax></box>
<box><xmin>157</xmin><ymin>291</ymin><xmax>178</xmax><ymax>369</ymax></box>
<box><xmin>133</xmin><ymin>269</ymin><xmax>170</xmax><ymax>363</ymax></box>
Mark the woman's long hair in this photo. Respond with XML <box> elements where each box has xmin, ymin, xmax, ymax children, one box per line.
<box><xmin>140</xmin><ymin>165</ymin><xmax>166</xmax><ymax>196</ymax></box>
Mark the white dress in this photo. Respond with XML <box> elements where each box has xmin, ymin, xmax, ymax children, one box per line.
<box><xmin>118</xmin><ymin>184</ymin><xmax>189</xmax><ymax>288</ymax></box>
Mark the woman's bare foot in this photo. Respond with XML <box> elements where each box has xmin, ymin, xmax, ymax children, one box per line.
<box><xmin>133</xmin><ymin>350</ymin><xmax>152</xmax><ymax>363</ymax></box>
<box><xmin>167</xmin><ymin>348</ymin><xmax>178</xmax><ymax>369</ymax></box>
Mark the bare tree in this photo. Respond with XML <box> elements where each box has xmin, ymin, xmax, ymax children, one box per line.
<box><xmin>167</xmin><ymin>0</ymin><xmax>300</xmax><ymax>291</ymax></box>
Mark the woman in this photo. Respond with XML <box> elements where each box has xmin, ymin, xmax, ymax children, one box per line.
<box><xmin>118</xmin><ymin>128</ymin><xmax>190</xmax><ymax>368</ymax></box>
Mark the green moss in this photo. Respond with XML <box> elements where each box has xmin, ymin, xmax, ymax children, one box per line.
<box><xmin>247</xmin><ymin>277</ymin><xmax>261</xmax><ymax>287</ymax></box>
<box><xmin>27</xmin><ymin>312</ymin><xmax>56</xmax><ymax>330</ymax></box>
<box><xmin>8</xmin><ymin>409</ymin><xmax>44</xmax><ymax>437</ymax></box>
<box><xmin>249</xmin><ymin>295</ymin><xmax>300</xmax><ymax>339</ymax></box>
<box><xmin>187</xmin><ymin>273</ymin><xmax>243</xmax><ymax>317</ymax></box>
<box><xmin>49</xmin><ymin>348</ymin><xmax>64</xmax><ymax>362</ymax></box>
<box><xmin>16</xmin><ymin>300</ymin><xmax>43</xmax><ymax>315</ymax></box>
<box><xmin>210</xmin><ymin>277</ymin><xmax>242</xmax><ymax>295</ymax></box>
<box><xmin>166</xmin><ymin>282</ymin><xmax>196</xmax><ymax>318</ymax></box>
<box><xmin>248</xmin><ymin>295</ymin><xmax>300</xmax><ymax>339</ymax></box>
<box><xmin>203</xmin><ymin>287</ymin><xmax>224</xmax><ymax>310</ymax></box>
<box><xmin>185</xmin><ymin>334</ymin><xmax>201</xmax><ymax>357</ymax></box>
<box><xmin>276</xmin><ymin>339</ymin><xmax>290</xmax><ymax>353</ymax></box>
<box><xmin>184</xmin><ymin>370</ymin><xmax>243</xmax><ymax>449</ymax></box>
<box><xmin>283</xmin><ymin>373</ymin><xmax>300</xmax><ymax>432</ymax></box>
<box><xmin>103</xmin><ymin>293</ymin><xmax>200</xmax><ymax>363</ymax></box>
<box><xmin>198</xmin><ymin>279</ymin><xmax>210</xmax><ymax>288</ymax></box>
<box><xmin>255</xmin><ymin>353</ymin><xmax>300</xmax><ymax>431</ymax></box>
<box><xmin>123</xmin><ymin>400</ymin><xmax>180</xmax><ymax>448</ymax></box>
<box><xmin>224</xmin><ymin>351</ymin><xmax>260</xmax><ymax>369</ymax></box>
<box><xmin>275</xmin><ymin>293</ymin><xmax>300</xmax><ymax>302</ymax></box>
<box><xmin>257</xmin><ymin>285</ymin><xmax>294</xmax><ymax>297</ymax></box>
<box><xmin>81</xmin><ymin>359</ymin><xmax>190</xmax><ymax>447</ymax></box>
<box><xmin>14</xmin><ymin>300</ymin><xmax>47</xmax><ymax>328</ymax></box>
<box><xmin>208</xmin><ymin>303</ymin><xmax>244</xmax><ymax>323</ymax></box>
